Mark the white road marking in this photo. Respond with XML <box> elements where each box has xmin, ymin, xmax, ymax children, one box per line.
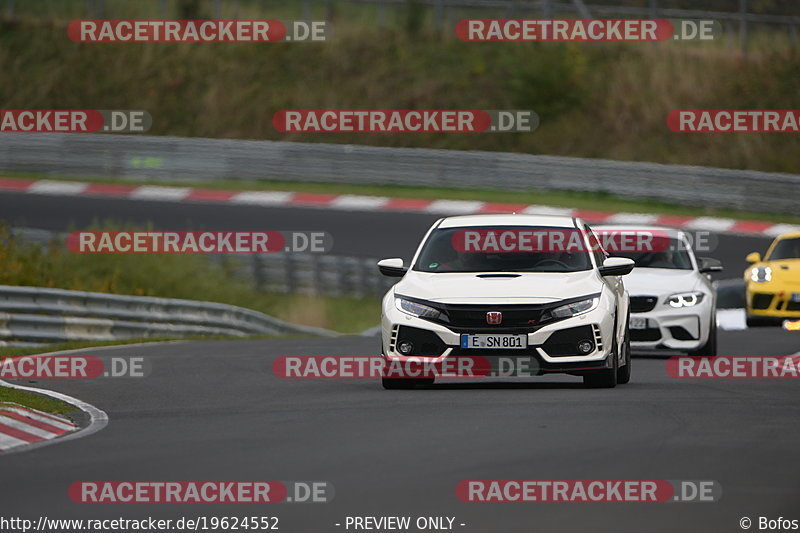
<box><xmin>129</xmin><ymin>186</ymin><xmax>192</xmax><ymax>201</ymax></box>
<box><xmin>426</xmin><ymin>200</ymin><xmax>485</xmax><ymax>214</ymax></box>
<box><xmin>230</xmin><ymin>191</ymin><xmax>294</xmax><ymax>205</ymax></box>
<box><xmin>0</xmin><ymin>415</ymin><xmax>61</xmax><ymax>440</ymax></box>
<box><xmin>330</xmin><ymin>195</ymin><xmax>389</xmax><ymax>210</ymax></box>
<box><xmin>0</xmin><ymin>406</ymin><xmax>75</xmax><ymax>431</ymax></box>
<box><xmin>717</xmin><ymin>308</ymin><xmax>747</xmax><ymax>331</ymax></box>
<box><xmin>685</xmin><ymin>217</ymin><xmax>736</xmax><ymax>233</ymax></box>
<box><xmin>28</xmin><ymin>180</ymin><xmax>89</xmax><ymax>195</ymax></box>
<box><xmin>522</xmin><ymin>205</ymin><xmax>575</xmax><ymax>216</ymax></box>
<box><xmin>605</xmin><ymin>213</ymin><xmax>660</xmax><ymax>225</ymax></box>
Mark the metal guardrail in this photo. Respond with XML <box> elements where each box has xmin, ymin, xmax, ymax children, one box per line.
<box><xmin>0</xmin><ymin>284</ymin><xmax>337</xmax><ymax>345</ymax></box>
<box><xmin>2</xmin><ymin>133</ymin><xmax>799</xmax><ymax>214</ymax></box>
<box><xmin>228</xmin><ymin>253</ymin><xmax>396</xmax><ymax>297</ymax></box>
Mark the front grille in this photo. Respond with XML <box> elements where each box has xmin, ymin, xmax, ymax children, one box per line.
<box><xmin>402</xmin><ymin>293</ymin><xmax>601</xmax><ymax>333</ymax></box>
<box><xmin>630</xmin><ymin>296</ymin><xmax>658</xmax><ymax>313</ymax></box>
<box><xmin>631</xmin><ymin>328</ymin><xmax>662</xmax><ymax>342</ymax></box>
<box><xmin>751</xmin><ymin>293</ymin><xmax>774</xmax><ymax>310</ymax></box>
<box><xmin>541</xmin><ymin>325</ymin><xmax>596</xmax><ymax>357</ymax></box>
<box><xmin>442</xmin><ymin>304</ymin><xmax>546</xmax><ymax>330</ymax></box>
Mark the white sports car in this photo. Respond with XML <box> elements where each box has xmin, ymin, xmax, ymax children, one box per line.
<box><xmin>377</xmin><ymin>214</ymin><xmax>634</xmax><ymax>389</ymax></box>
<box><xmin>593</xmin><ymin>225</ymin><xmax>721</xmax><ymax>355</ymax></box>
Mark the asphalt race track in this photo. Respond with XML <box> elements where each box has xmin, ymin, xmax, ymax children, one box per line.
<box><xmin>3</xmin><ymin>332</ymin><xmax>800</xmax><ymax>533</ymax></box>
<box><xmin>2</xmin><ymin>189</ymin><xmax>799</xmax><ymax>533</ymax></box>
<box><xmin>0</xmin><ymin>190</ymin><xmax>776</xmax><ymax>274</ymax></box>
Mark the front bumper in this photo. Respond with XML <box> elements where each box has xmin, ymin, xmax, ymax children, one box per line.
<box><xmin>745</xmin><ymin>283</ymin><xmax>800</xmax><ymax>319</ymax></box>
<box><xmin>627</xmin><ymin>295</ymin><xmax>712</xmax><ymax>351</ymax></box>
<box><xmin>380</xmin><ymin>297</ymin><xmax>618</xmax><ymax>377</ymax></box>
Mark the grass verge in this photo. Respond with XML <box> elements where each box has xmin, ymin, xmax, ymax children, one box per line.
<box><xmin>0</xmin><ymin>387</ymin><xmax>77</xmax><ymax>415</ymax></box>
<box><xmin>0</xmin><ymin>224</ymin><xmax>381</xmax><ymax>335</ymax></box>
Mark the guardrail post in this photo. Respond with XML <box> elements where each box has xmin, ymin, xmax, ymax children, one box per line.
<box><xmin>377</xmin><ymin>0</ymin><xmax>385</xmax><ymax>28</ymax></box>
<box><xmin>790</xmin><ymin>25</ymin><xmax>798</xmax><ymax>49</ymax></box>
<box><xmin>303</xmin><ymin>0</ymin><xmax>311</xmax><ymax>21</ymax></box>
<box><xmin>252</xmin><ymin>254</ymin><xmax>264</xmax><ymax>290</ymax></box>
<box><xmin>311</xmin><ymin>254</ymin><xmax>323</xmax><ymax>296</ymax></box>
<box><xmin>739</xmin><ymin>0</ymin><xmax>748</xmax><ymax>54</ymax></box>
<box><xmin>337</xmin><ymin>256</ymin><xmax>349</xmax><ymax>297</ymax></box>
<box><xmin>542</xmin><ymin>0</ymin><xmax>552</xmax><ymax>18</ymax></box>
<box><xmin>434</xmin><ymin>0</ymin><xmax>443</xmax><ymax>31</ymax></box>
<box><xmin>284</xmin><ymin>254</ymin><xmax>296</xmax><ymax>294</ymax></box>
<box><xmin>214</xmin><ymin>0</ymin><xmax>222</xmax><ymax>18</ymax></box>
<box><xmin>648</xmin><ymin>0</ymin><xmax>657</xmax><ymax>18</ymax></box>
<box><xmin>160</xmin><ymin>0</ymin><xmax>168</xmax><ymax>17</ymax></box>
<box><xmin>6</xmin><ymin>0</ymin><xmax>14</xmax><ymax>19</ymax></box>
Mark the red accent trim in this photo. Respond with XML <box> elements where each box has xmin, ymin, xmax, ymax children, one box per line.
<box><xmin>185</xmin><ymin>189</ymin><xmax>238</xmax><ymax>202</ymax></box>
<box><xmin>478</xmin><ymin>203</ymin><xmax>529</xmax><ymax>213</ymax></box>
<box><xmin>729</xmin><ymin>220</ymin><xmax>775</xmax><ymax>234</ymax></box>
<box><xmin>84</xmin><ymin>183</ymin><xmax>139</xmax><ymax>196</ymax></box>
<box><xmin>0</xmin><ymin>421</ymin><xmax>41</xmax><ymax>443</ymax></box>
<box><xmin>384</xmin><ymin>198</ymin><xmax>433</xmax><ymax>210</ymax></box>
<box><xmin>573</xmin><ymin>210</ymin><xmax>614</xmax><ymax>223</ymax></box>
<box><xmin>0</xmin><ymin>178</ymin><xmax>35</xmax><ymax>191</ymax></box>
<box><xmin>653</xmin><ymin>215</ymin><xmax>695</xmax><ymax>227</ymax></box>
<box><xmin>0</xmin><ymin>411</ymin><xmax>70</xmax><ymax>435</ymax></box>
<box><xmin>4</xmin><ymin>405</ymin><xmax>74</xmax><ymax>425</ymax></box>
<box><xmin>291</xmin><ymin>193</ymin><xmax>339</xmax><ymax>205</ymax></box>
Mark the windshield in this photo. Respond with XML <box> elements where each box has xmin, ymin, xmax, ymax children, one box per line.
<box><xmin>611</xmin><ymin>237</ymin><xmax>693</xmax><ymax>270</ymax></box>
<box><xmin>413</xmin><ymin>226</ymin><xmax>592</xmax><ymax>273</ymax></box>
<box><xmin>767</xmin><ymin>237</ymin><xmax>800</xmax><ymax>261</ymax></box>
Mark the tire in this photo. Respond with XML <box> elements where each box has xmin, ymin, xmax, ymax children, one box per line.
<box><xmin>381</xmin><ymin>377</ymin><xmax>434</xmax><ymax>390</ymax></box>
<box><xmin>616</xmin><ymin>323</ymin><xmax>631</xmax><ymax>385</ymax></box>
<box><xmin>584</xmin><ymin>324</ymin><xmax>618</xmax><ymax>389</ymax></box>
<box><xmin>689</xmin><ymin>312</ymin><xmax>717</xmax><ymax>356</ymax></box>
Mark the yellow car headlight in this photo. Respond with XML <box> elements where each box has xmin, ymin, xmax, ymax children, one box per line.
<box><xmin>750</xmin><ymin>266</ymin><xmax>772</xmax><ymax>283</ymax></box>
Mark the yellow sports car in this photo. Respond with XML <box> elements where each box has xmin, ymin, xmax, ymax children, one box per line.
<box><xmin>744</xmin><ymin>232</ymin><xmax>800</xmax><ymax>327</ymax></box>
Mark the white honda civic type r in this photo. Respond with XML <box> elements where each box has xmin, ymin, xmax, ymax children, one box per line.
<box><xmin>377</xmin><ymin>214</ymin><xmax>635</xmax><ymax>389</ymax></box>
<box><xmin>592</xmin><ymin>225</ymin><xmax>721</xmax><ymax>356</ymax></box>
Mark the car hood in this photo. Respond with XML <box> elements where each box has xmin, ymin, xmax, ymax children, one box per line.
<box><xmin>623</xmin><ymin>268</ymin><xmax>702</xmax><ymax>295</ymax></box>
<box><xmin>393</xmin><ymin>270</ymin><xmax>602</xmax><ymax>304</ymax></box>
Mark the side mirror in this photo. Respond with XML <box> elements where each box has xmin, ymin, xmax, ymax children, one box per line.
<box><xmin>599</xmin><ymin>257</ymin><xmax>635</xmax><ymax>277</ymax></box>
<box><xmin>697</xmin><ymin>257</ymin><xmax>723</xmax><ymax>274</ymax></box>
<box><xmin>377</xmin><ymin>258</ymin><xmax>407</xmax><ymax>278</ymax></box>
<box><xmin>745</xmin><ymin>252</ymin><xmax>761</xmax><ymax>263</ymax></box>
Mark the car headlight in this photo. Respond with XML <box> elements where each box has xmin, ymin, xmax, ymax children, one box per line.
<box><xmin>544</xmin><ymin>297</ymin><xmax>600</xmax><ymax>320</ymax></box>
<box><xmin>750</xmin><ymin>266</ymin><xmax>772</xmax><ymax>283</ymax></box>
<box><xmin>394</xmin><ymin>297</ymin><xmax>443</xmax><ymax>320</ymax></box>
<box><xmin>666</xmin><ymin>291</ymin><xmax>705</xmax><ymax>308</ymax></box>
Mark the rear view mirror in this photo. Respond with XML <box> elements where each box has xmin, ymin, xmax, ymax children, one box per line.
<box><xmin>599</xmin><ymin>257</ymin><xmax>635</xmax><ymax>276</ymax></box>
<box><xmin>377</xmin><ymin>258</ymin><xmax>407</xmax><ymax>277</ymax></box>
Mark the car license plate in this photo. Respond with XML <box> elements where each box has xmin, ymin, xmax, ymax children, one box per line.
<box><xmin>792</xmin><ymin>293</ymin><xmax>800</xmax><ymax>303</ymax></box>
<box><xmin>630</xmin><ymin>317</ymin><xmax>648</xmax><ymax>330</ymax></box>
<box><xmin>460</xmin><ymin>334</ymin><xmax>527</xmax><ymax>349</ymax></box>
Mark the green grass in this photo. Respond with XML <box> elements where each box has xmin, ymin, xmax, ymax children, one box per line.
<box><xmin>0</xmin><ymin>387</ymin><xmax>77</xmax><ymax>415</ymax></box>
<box><xmin>0</xmin><ymin>224</ymin><xmax>381</xmax><ymax>335</ymax></box>
<box><xmin>0</xmin><ymin>20</ymin><xmax>798</xmax><ymax>173</ymax></box>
